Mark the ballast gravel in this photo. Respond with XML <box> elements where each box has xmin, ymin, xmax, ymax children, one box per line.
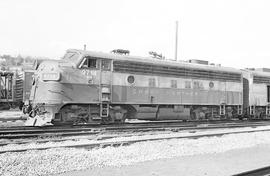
<box><xmin>2</xmin><ymin>128</ymin><xmax>270</xmax><ymax>176</ymax></box>
<box><xmin>0</xmin><ymin>110</ymin><xmax>25</xmax><ymax>127</ymax></box>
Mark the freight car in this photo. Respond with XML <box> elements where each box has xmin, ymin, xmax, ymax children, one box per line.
<box><xmin>0</xmin><ymin>70</ymin><xmax>34</xmax><ymax>110</ymax></box>
<box><xmin>0</xmin><ymin>71</ymin><xmax>18</xmax><ymax>109</ymax></box>
<box><xmin>24</xmin><ymin>49</ymin><xmax>244</xmax><ymax>126</ymax></box>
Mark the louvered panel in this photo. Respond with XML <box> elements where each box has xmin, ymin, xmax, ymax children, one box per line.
<box><xmin>253</xmin><ymin>76</ymin><xmax>270</xmax><ymax>84</ymax></box>
<box><xmin>113</xmin><ymin>61</ymin><xmax>242</xmax><ymax>82</ymax></box>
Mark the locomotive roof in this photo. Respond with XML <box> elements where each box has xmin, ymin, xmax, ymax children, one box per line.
<box><xmin>243</xmin><ymin>69</ymin><xmax>270</xmax><ymax>77</ymax></box>
<box><xmin>66</xmin><ymin>49</ymin><xmax>242</xmax><ymax>74</ymax></box>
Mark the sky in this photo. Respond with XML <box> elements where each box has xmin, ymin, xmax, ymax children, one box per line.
<box><xmin>0</xmin><ymin>0</ymin><xmax>270</xmax><ymax>68</ymax></box>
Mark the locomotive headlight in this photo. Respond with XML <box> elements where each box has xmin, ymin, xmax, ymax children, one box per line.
<box><xmin>42</xmin><ymin>72</ymin><xmax>61</xmax><ymax>81</ymax></box>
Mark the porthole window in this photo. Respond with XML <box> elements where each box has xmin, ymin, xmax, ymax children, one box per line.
<box><xmin>127</xmin><ymin>75</ymin><xmax>135</xmax><ymax>84</ymax></box>
<box><xmin>209</xmin><ymin>81</ymin><xmax>214</xmax><ymax>88</ymax></box>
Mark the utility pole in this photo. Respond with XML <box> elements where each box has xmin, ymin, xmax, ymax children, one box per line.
<box><xmin>175</xmin><ymin>21</ymin><xmax>178</xmax><ymax>61</ymax></box>
<box><xmin>84</xmin><ymin>44</ymin><xmax>86</xmax><ymax>51</ymax></box>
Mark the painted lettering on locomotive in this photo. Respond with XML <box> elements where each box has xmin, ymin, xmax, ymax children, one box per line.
<box><xmin>23</xmin><ymin>49</ymin><xmax>247</xmax><ymax>126</ymax></box>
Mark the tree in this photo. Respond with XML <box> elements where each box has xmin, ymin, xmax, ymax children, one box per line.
<box><xmin>14</xmin><ymin>55</ymin><xmax>24</xmax><ymax>66</ymax></box>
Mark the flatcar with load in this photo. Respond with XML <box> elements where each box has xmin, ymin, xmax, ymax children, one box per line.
<box><xmin>24</xmin><ymin>49</ymin><xmax>244</xmax><ymax>126</ymax></box>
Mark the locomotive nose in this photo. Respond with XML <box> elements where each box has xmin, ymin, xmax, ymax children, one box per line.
<box><xmin>25</xmin><ymin>60</ymin><xmax>64</xmax><ymax>126</ymax></box>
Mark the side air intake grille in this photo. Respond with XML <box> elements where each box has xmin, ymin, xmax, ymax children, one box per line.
<box><xmin>113</xmin><ymin>61</ymin><xmax>242</xmax><ymax>82</ymax></box>
<box><xmin>253</xmin><ymin>76</ymin><xmax>270</xmax><ymax>84</ymax></box>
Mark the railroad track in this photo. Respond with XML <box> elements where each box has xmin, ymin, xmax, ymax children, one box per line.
<box><xmin>1</xmin><ymin>126</ymin><xmax>270</xmax><ymax>154</ymax></box>
<box><xmin>233</xmin><ymin>166</ymin><xmax>270</xmax><ymax>176</ymax></box>
<box><xmin>1</xmin><ymin>120</ymin><xmax>270</xmax><ymax>140</ymax></box>
<box><xmin>0</xmin><ymin>118</ymin><xmax>268</xmax><ymax>129</ymax></box>
<box><xmin>1</xmin><ymin>120</ymin><xmax>270</xmax><ymax>153</ymax></box>
<box><xmin>0</xmin><ymin>117</ymin><xmax>25</xmax><ymax>122</ymax></box>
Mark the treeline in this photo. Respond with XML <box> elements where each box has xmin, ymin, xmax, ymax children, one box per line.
<box><xmin>0</xmin><ymin>54</ymin><xmax>50</xmax><ymax>70</ymax></box>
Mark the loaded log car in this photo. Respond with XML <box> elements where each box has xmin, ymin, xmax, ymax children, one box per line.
<box><xmin>25</xmin><ymin>49</ymin><xmax>244</xmax><ymax>126</ymax></box>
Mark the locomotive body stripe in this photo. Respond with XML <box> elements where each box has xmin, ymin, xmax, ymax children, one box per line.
<box><xmin>111</xmin><ymin>85</ymin><xmax>242</xmax><ymax>105</ymax></box>
<box><xmin>112</xmin><ymin>72</ymin><xmax>243</xmax><ymax>92</ymax></box>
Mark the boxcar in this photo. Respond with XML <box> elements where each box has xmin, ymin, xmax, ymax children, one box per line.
<box><xmin>0</xmin><ymin>70</ymin><xmax>35</xmax><ymax>110</ymax></box>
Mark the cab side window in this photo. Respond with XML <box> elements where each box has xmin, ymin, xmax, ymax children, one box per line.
<box><xmin>89</xmin><ymin>59</ymin><xmax>97</xmax><ymax>68</ymax></box>
<box><xmin>81</xmin><ymin>56</ymin><xmax>99</xmax><ymax>69</ymax></box>
<box><xmin>101</xmin><ymin>60</ymin><xmax>111</xmax><ymax>70</ymax></box>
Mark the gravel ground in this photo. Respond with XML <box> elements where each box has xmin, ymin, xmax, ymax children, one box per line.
<box><xmin>0</xmin><ymin>110</ymin><xmax>23</xmax><ymax>118</ymax></box>
<box><xmin>0</xmin><ymin>110</ymin><xmax>25</xmax><ymax>127</ymax></box>
<box><xmin>60</xmin><ymin>144</ymin><xmax>270</xmax><ymax>176</ymax></box>
<box><xmin>2</xmin><ymin>129</ymin><xmax>270</xmax><ymax>176</ymax></box>
<box><xmin>0</xmin><ymin>120</ymin><xmax>25</xmax><ymax>127</ymax></box>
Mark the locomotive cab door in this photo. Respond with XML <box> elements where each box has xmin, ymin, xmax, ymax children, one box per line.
<box><xmin>99</xmin><ymin>59</ymin><xmax>112</xmax><ymax>101</ymax></box>
<box><xmin>99</xmin><ymin>59</ymin><xmax>112</xmax><ymax>118</ymax></box>
<box><xmin>79</xmin><ymin>56</ymin><xmax>112</xmax><ymax>120</ymax></box>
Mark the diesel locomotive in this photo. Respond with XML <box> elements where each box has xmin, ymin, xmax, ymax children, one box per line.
<box><xmin>24</xmin><ymin>49</ymin><xmax>269</xmax><ymax>126</ymax></box>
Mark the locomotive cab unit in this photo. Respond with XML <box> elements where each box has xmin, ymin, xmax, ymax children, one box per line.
<box><xmin>25</xmin><ymin>49</ymin><xmax>244</xmax><ymax>126</ymax></box>
<box><xmin>242</xmin><ymin>68</ymin><xmax>270</xmax><ymax>118</ymax></box>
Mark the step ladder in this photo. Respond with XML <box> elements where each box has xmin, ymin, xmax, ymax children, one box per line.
<box><xmin>237</xmin><ymin>105</ymin><xmax>242</xmax><ymax>115</ymax></box>
<box><xmin>250</xmin><ymin>105</ymin><xmax>255</xmax><ymax>115</ymax></box>
<box><xmin>220</xmin><ymin>104</ymin><xmax>226</xmax><ymax>116</ymax></box>
<box><xmin>100</xmin><ymin>85</ymin><xmax>111</xmax><ymax>118</ymax></box>
<box><xmin>100</xmin><ymin>103</ymin><xmax>109</xmax><ymax>117</ymax></box>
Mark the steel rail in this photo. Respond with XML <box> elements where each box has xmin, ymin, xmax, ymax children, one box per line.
<box><xmin>1</xmin><ymin>121</ymin><xmax>270</xmax><ymax>141</ymax></box>
<box><xmin>0</xmin><ymin>119</ymin><xmax>269</xmax><ymax>131</ymax></box>
<box><xmin>1</xmin><ymin>127</ymin><xmax>270</xmax><ymax>154</ymax></box>
<box><xmin>1</xmin><ymin>121</ymin><xmax>270</xmax><ymax>140</ymax></box>
<box><xmin>1</xmin><ymin>120</ymin><xmax>269</xmax><ymax>133</ymax></box>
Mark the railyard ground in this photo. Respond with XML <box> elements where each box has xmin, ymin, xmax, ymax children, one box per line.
<box><xmin>0</xmin><ymin>109</ymin><xmax>22</xmax><ymax>119</ymax></box>
<box><xmin>1</xmin><ymin>128</ymin><xmax>266</xmax><ymax>176</ymax></box>
<box><xmin>1</xmin><ymin>111</ymin><xmax>270</xmax><ymax>176</ymax></box>
<box><xmin>0</xmin><ymin>110</ymin><xmax>25</xmax><ymax>127</ymax></box>
<box><xmin>59</xmin><ymin>144</ymin><xmax>270</xmax><ymax>176</ymax></box>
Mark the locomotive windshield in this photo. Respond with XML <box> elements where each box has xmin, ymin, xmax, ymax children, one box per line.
<box><xmin>62</xmin><ymin>51</ymin><xmax>80</xmax><ymax>63</ymax></box>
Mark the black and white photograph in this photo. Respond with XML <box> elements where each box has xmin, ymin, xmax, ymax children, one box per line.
<box><xmin>1</xmin><ymin>0</ymin><xmax>270</xmax><ymax>175</ymax></box>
